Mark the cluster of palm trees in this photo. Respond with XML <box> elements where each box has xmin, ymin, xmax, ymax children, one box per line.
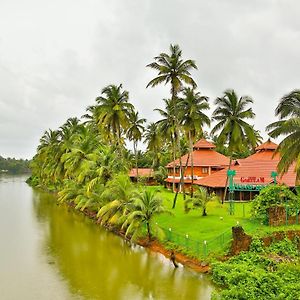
<box><xmin>29</xmin><ymin>43</ymin><xmax>300</xmax><ymax>235</ymax></box>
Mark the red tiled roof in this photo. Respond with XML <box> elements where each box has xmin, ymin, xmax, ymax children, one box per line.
<box><xmin>255</xmin><ymin>140</ymin><xmax>278</xmax><ymax>151</ymax></box>
<box><xmin>165</xmin><ymin>178</ymin><xmax>192</xmax><ymax>183</ymax></box>
<box><xmin>194</xmin><ymin>160</ymin><xmax>297</xmax><ymax>188</ymax></box>
<box><xmin>245</xmin><ymin>140</ymin><xmax>279</xmax><ymax>161</ymax></box>
<box><xmin>193</xmin><ymin>138</ymin><xmax>216</xmax><ymax>149</ymax></box>
<box><xmin>166</xmin><ymin>149</ymin><xmax>230</xmax><ymax>168</ymax></box>
<box><xmin>129</xmin><ymin>168</ymin><xmax>154</xmax><ymax>177</ymax></box>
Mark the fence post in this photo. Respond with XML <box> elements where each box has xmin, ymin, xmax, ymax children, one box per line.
<box><xmin>168</xmin><ymin>227</ymin><xmax>172</xmax><ymax>241</ymax></box>
<box><xmin>185</xmin><ymin>234</ymin><xmax>189</xmax><ymax>249</ymax></box>
<box><xmin>203</xmin><ymin>240</ymin><xmax>207</xmax><ymax>257</ymax></box>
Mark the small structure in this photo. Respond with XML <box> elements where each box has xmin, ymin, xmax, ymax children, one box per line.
<box><xmin>165</xmin><ymin>139</ymin><xmax>230</xmax><ymax>191</ymax></box>
<box><xmin>129</xmin><ymin>168</ymin><xmax>155</xmax><ymax>185</ymax></box>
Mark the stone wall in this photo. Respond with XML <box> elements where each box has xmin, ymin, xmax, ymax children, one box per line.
<box><xmin>268</xmin><ymin>206</ymin><xmax>300</xmax><ymax>226</ymax></box>
<box><xmin>230</xmin><ymin>226</ymin><xmax>252</xmax><ymax>255</ymax></box>
<box><xmin>230</xmin><ymin>226</ymin><xmax>300</xmax><ymax>255</ymax></box>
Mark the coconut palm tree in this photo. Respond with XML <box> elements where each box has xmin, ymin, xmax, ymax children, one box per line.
<box><xmin>97</xmin><ymin>174</ymin><xmax>136</xmax><ymax>226</ymax></box>
<box><xmin>127</xmin><ymin>111</ymin><xmax>146</xmax><ymax>181</ymax></box>
<box><xmin>155</xmin><ymin>99</ymin><xmax>177</xmax><ymax>195</ymax></box>
<box><xmin>146</xmin><ymin>44</ymin><xmax>197</xmax><ymax>100</ymax></box>
<box><xmin>144</xmin><ymin>122</ymin><xmax>162</xmax><ymax>169</ymax></box>
<box><xmin>121</xmin><ymin>189</ymin><xmax>169</xmax><ymax>241</ymax></box>
<box><xmin>267</xmin><ymin>89</ymin><xmax>300</xmax><ymax>181</ymax></box>
<box><xmin>147</xmin><ymin>44</ymin><xmax>198</xmax><ymax>206</ymax></box>
<box><xmin>211</xmin><ymin>89</ymin><xmax>257</xmax><ymax>203</ymax></box>
<box><xmin>179</xmin><ymin>87</ymin><xmax>210</xmax><ymax>197</ymax></box>
<box><xmin>184</xmin><ymin>186</ymin><xmax>219</xmax><ymax>216</ymax></box>
<box><xmin>94</xmin><ymin>84</ymin><xmax>134</xmax><ymax>148</ymax></box>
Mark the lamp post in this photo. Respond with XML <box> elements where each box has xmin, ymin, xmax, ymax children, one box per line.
<box><xmin>271</xmin><ymin>171</ymin><xmax>278</xmax><ymax>184</ymax></box>
<box><xmin>227</xmin><ymin>169</ymin><xmax>236</xmax><ymax>215</ymax></box>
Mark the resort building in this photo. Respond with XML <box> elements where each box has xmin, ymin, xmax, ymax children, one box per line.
<box><xmin>165</xmin><ymin>139</ymin><xmax>230</xmax><ymax>191</ymax></box>
<box><xmin>194</xmin><ymin>140</ymin><xmax>297</xmax><ymax>200</ymax></box>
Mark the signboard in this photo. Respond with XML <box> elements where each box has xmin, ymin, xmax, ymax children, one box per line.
<box><xmin>240</xmin><ymin>177</ymin><xmax>265</xmax><ymax>183</ymax></box>
<box><xmin>233</xmin><ymin>183</ymin><xmax>267</xmax><ymax>191</ymax></box>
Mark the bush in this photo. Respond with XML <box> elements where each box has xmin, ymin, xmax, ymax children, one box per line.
<box><xmin>251</xmin><ymin>185</ymin><xmax>299</xmax><ymax>220</ymax></box>
<box><xmin>212</xmin><ymin>237</ymin><xmax>300</xmax><ymax>299</ymax></box>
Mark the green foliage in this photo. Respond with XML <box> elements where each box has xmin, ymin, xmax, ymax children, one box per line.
<box><xmin>184</xmin><ymin>186</ymin><xmax>220</xmax><ymax>216</ymax></box>
<box><xmin>251</xmin><ymin>185</ymin><xmax>300</xmax><ymax>219</ymax></box>
<box><xmin>267</xmin><ymin>237</ymin><xmax>299</xmax><ymax>258</ymax></box>
<box><xmin>211</xmin><ymin>89</ymin><xmax>258</xmax><ymax>155</ymax></box>
<box><xmin>97</xmin><ymin>174</ymin><xmax>135</xmax><ymax>225</ymax></box>
<box><xmin>153</xmin><ymin>166</ymin><xmax>167</xmax><ymax>185</ymax></box>
<box><xmin>212</xmin><ymin>240</ymin><xmax>300</xmax><ymax>300</ymax></box>
<box><xmin>0</xmin><ymin>156</ymin><xmax>30</xmax><ymax>174</ymax></box>
<box><xmin>267</xmin><ymin>89</ymin><xmax>300</xmax><ymax>181</ymax></box>
<box><xmin>121</xmin><ymin>189</ymin><xmax>171</xmax><ymax>240</ymax></box>
<box><xmin>249</xmin><ymin>237</ymin><xmax>265</xmax><ymax>253</ymax></box>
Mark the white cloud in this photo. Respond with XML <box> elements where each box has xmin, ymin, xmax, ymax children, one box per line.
<box><xmin>0</xmin><ymin>0</ymin><xmax>299</xmax><ymax>158</ymax></box>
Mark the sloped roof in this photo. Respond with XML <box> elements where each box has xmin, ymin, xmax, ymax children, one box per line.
<box><xmin>193</xmin><ymin>139</ymin><xmax>216</xmax><ymax>149</ymax></box>
<box><xmin>255</xmin><ymin>140</ymin><xmax>278</xmax><ymax>151</ymax></box>
<box><xmin>194</xmin><ymin>160</ymin><xmax>297</xmax><ymax>188</ymax></box>
<box><xmin>129</xmin><ymin>168</ymin><xmax>154</xmax><ymax>177</ymax></box>
<box><xmin>166</xmin><ymin>149</ymin><xmax>230</xmax><ymax>168</ymax></box>
<box><xmin>165</xmin><ymin>178</ymin><xmax>192</xmax><ymax>184</ymax></box>
<box><xmin>245</xmin><ymin>140</ymin><xmax>279</xmax><ymax>161</ymax></box>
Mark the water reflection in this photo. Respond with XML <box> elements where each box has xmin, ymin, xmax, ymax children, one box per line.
<box><xmin>32</xmin><ymin>191</ymin><xmax>213</xmax><ymax>299</ymax></box>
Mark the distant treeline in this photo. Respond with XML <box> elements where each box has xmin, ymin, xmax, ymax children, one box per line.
<box><xmin>0</xmin><ymin>156</ymin><xmax>31</xmax><ymax>174</ymax></box>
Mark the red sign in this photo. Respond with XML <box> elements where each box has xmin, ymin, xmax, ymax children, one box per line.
<box><xmin>240</xmin><ymin>177</ymin><xmax>265</xmax><ymax>183</ymax></box>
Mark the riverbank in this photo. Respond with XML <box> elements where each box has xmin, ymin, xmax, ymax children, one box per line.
<box><xmin>76</xmin><ymin>202</ymin><xmax>211</xmax><ymax>273</ymax></box>
<box><xmin>27</xmin><ymin>180</ymin><xmax>300</xmax><ymax>299</ymax></box>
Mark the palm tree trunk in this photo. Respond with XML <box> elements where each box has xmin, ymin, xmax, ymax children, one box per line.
<box><xmin>171</xmin><ymin>86</ymin><xmax>184</xmax><ymax>208</ymax></box>
<box><xmin>189</xmin><ymin>131</ymin><xmax>194</xmax><ymax>198</ymax></box>
<box><xmin>146</xmin><ymin>221</ymin><xmax>151</xmax><ymax>241</ymax></box>
<box><xmin>134</xmin><ymin>141</ymin><xmax>138</xmax><ymax>182</ymax></box>
<box><xmin>222</xmin><ymin>156</ymin><xmax>232</xmax><ymax>204</ymax></box>
<box><xmin>172</xmin><ymin>138</ymin><xmax>176</xmax><ymax>193</ymax></box>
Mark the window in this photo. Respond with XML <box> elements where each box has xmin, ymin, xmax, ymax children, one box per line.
<box><xmin>202</xmin><ymin>167</ymin><xmax>209</xmax><ymax>174</ymax></box>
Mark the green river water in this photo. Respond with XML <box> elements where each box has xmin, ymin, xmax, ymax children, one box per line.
<box><xmin>0</xmin><ymin>175</ymin><xmax>213</xmax><ymax>300</ymax></box>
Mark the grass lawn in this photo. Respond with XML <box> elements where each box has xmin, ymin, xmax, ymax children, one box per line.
<box><xmin>145</xmin><ymin>186</ymin><xmax>300</xmax><ymax>258</ymax></box>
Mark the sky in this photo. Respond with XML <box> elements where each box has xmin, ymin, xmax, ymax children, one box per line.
<box><xmin>0</xmin><ymin>0</ymin><xmax>300</xmax><ymax>159</ymax></box>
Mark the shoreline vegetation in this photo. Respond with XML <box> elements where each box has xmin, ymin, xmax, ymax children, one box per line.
<box><xmin>27</xmin><ymin>44</ymin><xmax>300</xmax><ymax>299</ymax></box>
<box><xmin>0</xmin><ymin>156</ymin><xmax>30</xmax><ymax>174</ymax></box>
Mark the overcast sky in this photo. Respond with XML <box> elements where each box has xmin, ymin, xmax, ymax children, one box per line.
<box><xmin>1</xmin><ymin>0</ymin><xmax>299</xmax><ymax>159</ymax></box>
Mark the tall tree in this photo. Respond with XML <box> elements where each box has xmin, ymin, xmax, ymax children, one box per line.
<box><xmin>184</xmin><ymin>186</ymin><xmax>219</xmax><ymax>216</ymax></box>
<box><xmin>179</xmin><ymin>88</ymin><xmax>210</xmax><ymax>197</ymax></box>
<box><xmin>94</xmin><ymin>84</ymin><xmax>134</xmax><ymax>148</ymax></box>
<box><xmin>211</xmin><ymin>89</ymin><xmax>256</xmax><ymax>203</ymax></box>
<box><xmin>267</xmin><ymin>89</ymin><xmax>300</xmax><ymax>181</ymax></box>
<box><xmin>127</xmin><ymin>111</ymin><xmax>146</xmax><ymax>180</ymax></box>
<box><xmin>144</xmin><ymin>122</ymin><xmax>162</xmax><ymax>169</ymax></box>
<box><xmin>155</xmin><ymin>99</ymin><xmax>177</xmax><ymax>194</ymax></box>
<box><xmin>97</xmin><ymin>174</ymin><xmax>135</xmax><ymax>225</ymax></box>
<box><xmin>121</xmin><ymin>189</ymin><xmax>169</xmax><ymax>241</ymax></box>
<box><xmin>147</xmin><ymin>44</ymin><xmax>198</xmax><ymax>208</ymax></box>
<box><xmin>146</xmin><ymin>44</ymin><xmax>197</xmax><ymax>100</ymax></box>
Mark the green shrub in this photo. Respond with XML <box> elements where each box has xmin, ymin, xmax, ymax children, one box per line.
<box><xmin>212</xmin><ymin>238</ymin><xmax>300</xmax><ymax>299</ymax></box>
<box><xmin>251</xmin><ymin>185</ymin><xmax>299</xmax><ymax>220</ymax></box>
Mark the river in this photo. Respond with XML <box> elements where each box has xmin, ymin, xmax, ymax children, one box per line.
<box><xmin>0</xmin><ymin>175</ymin><xmax>213</xmax><ymax>300</ymax></box>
